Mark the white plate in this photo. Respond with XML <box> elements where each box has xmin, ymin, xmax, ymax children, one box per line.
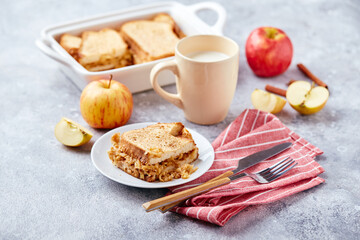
<box><xmin>91</xmin><ymin>122</ymin><xmax>214</xmax><ymax>188</ymax></box>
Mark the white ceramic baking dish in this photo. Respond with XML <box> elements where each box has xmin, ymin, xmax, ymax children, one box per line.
<box><xmin>36</xmin><ymin>1</ymin><xmax>226</xmax><ymax>93</ymax></box>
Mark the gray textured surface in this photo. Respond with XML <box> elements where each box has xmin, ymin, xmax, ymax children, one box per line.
<box><xmin>1</xmin><ymin>0</ymin><xmax>360</xmax><ymax>239</ymax></box>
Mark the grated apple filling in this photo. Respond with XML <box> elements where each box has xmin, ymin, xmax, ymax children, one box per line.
<box><xmin>108</xmin><ymin>147</ymin><xmax>198</xmax><ymax>182</ymax></box>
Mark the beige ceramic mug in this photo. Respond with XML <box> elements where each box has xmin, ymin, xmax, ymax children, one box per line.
<box><xmin>150</xmin><ymin>35</ymin><xmax>239</xmax><ymax>125</ymax></box>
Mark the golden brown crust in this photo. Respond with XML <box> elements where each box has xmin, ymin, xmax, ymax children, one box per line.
<box><xmin>108</xmin><ymin>122</ymin><xmax>199</xmax><ymax>182</ymax></box>
<box><xmin>152</xmin><ymin>13</ymin><xmax>186</xmax><ymax>39</ymax></box>
<box><xmin>120</xmin><ymin>30</ymin><xmax>149</xmax><ymax>64</ymax></box>
<box><xmin>59</xmin><ymin>33</ymin><xmax>82</xmax><ymax>60</ymax></box>
<box><xmin>78</xmin><ymin>28</ymin><xmax>129</xmax><ymax>67</ymax></box>
<box><xmin>59</xmin><ymin>13</ymin><xmax>185</xmax><ymax>70</ymax></box>
<box><xmin>120</xmin><ymin>20</ymin><xmax>179</xmax><ymax>63</ymax></box>
<box><xmin>115</xmin><ymin>122</ymin><xmax>196</xmax><ymax>164</ymax></box>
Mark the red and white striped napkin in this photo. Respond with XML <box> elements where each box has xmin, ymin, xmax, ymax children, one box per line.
<box><xmin>169</xmin><ymin>109</ymin><xmax>325</xmax><ymax>226</ymax></box>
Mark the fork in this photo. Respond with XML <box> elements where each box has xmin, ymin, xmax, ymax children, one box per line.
<box><xmin>240</xmin><ymin>157</ymin><xmax>297</xmax><ymax>184</ymax></box>
<box><xmin>158</xmin><ymin>157</ymin><xmax>297</xmax><ymax>213</ymax></box>
<box><xmin>142</xmin><ymin>158</ymin><xmax>297</xmax><ymax>213</ymax></box>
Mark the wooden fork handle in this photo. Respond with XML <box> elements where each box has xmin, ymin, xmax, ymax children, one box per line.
<box><xmin>158</xmin><ymin>170</ymin><xmax>234</xmax><ymax>212</ymax></box>
<box><xmin>142</xmin><ymin>174</ymin><xmax>232</xmax><ymax>212</ymax></box>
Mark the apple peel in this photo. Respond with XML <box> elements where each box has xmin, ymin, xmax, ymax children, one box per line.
<box><xmin>286</xmin><ymin>81</ymin><xmax>329</xmax><ymax>115</ymax></box>
<box><xmin>246</xmin><ymin>26</ymin><xmax>293</xmax><ymax>77</ymax></box>
<box><xmin>55</xmin><ymin>117</ymin><xmax>93</xmax><ymax>147</ymax></box>
<box><xmin>251</xmin><ymin>89</ymin><xmax>287</xmax><ymax>114</ymax></box>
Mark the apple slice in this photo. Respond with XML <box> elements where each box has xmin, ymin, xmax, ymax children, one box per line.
<box><xmin>251</xmin><ymin>89</ymin><xmax>287</xmax><ymax>114</ymax></box>
<box><xmin>55</xmin><ymin>117</ymin><xmax>93</xmax><ymax>147</ymax></box>
<box><xmin>286</xmin><ymin>81</ymin><xmax>329</xmax><ymax>115</ymax></box>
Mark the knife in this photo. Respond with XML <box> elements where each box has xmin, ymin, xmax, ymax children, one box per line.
<box><xmin>157</xmin><ymin>141</ymin><xmax>293</xmax><ymax>213</ymax></box>
<box><xmin>142</xmin><ymin>142</ymin><xmax>292</xmax><ymax>212</ymax></box>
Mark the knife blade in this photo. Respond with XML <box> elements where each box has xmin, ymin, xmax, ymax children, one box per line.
<box><xmin>157</xmin><ymin>142</ymin><xmax>292</xmax><ymax>213</ymax></box>
<box><xmin>231</xmin><ymin>142</ymin><xmax>292</xmax><ymax>176</ymax></box>
<box><xmin>143</xmin><ymin>142</ymin><xmax>292</xmax><ymax>212</ymax></box>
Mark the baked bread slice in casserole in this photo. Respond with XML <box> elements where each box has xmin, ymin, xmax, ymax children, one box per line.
<box><xmin>78</xmin><ymin>28</ymin><xmax>132</xmax><ymax>71</ymax></box>
<box><xmin>120</xmin><ymin>20</ymin><xmax>180</xmax><ymax>64</ymax></box>
<box><xmin>152</xmin><ymin>13</ymin><xmax>186</xmax><ymax>39</ymax></box>
<box><xmin>108</xmin><ymin>122</ymin><xmax>199</xmax><ymax>182</ymax></box>
<box><xmin>59</xmin><ymin>33</ymin><xmax>82</xmax><ymax>59</ymax></box>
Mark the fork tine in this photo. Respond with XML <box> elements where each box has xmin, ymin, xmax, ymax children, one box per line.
<box><xmin>258</xmin><ymin>157</ymin><xmax>290</xmax><ymax>174</ymax></box>
<box><xmin>269</xmin><ymin>159</ymin><xmax>295</xmax><ymax>176</ymax></box>
<box><xmin>267</xmin><ymin>162</ymin><xmax>298</xmax><ymax>182</ymax></box>
<box><xmin>261</xmin><ymin>158</ymin><xmax>293</xmax><ymax>178</ymax></box>
<box><xmin>261</xmin><ymin>160</ymin><xmax>293</xmax><ymax>179</ymax></box>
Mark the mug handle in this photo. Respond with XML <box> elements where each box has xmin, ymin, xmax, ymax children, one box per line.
<box><xmin>188</xmin><ymin>2</ymin><xmax>226</xmax><ymax>34</ymax></box>
<box><xmin>150</xmin><ymin>60</ymin><xmax>184</xmax><ymax>109</ymax></box>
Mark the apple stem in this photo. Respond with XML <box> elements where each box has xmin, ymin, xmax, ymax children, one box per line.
<box><xmin>108</xmin><ymin>75</ymin><xmax>113</xmax><ymax>88</ymax></box>
<box><xmin>264</xmin><ymin>27</ymin><xmax>278</xmax><ymax>39</ymax></box>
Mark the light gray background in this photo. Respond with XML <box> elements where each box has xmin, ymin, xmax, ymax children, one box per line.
<box><xmin>1</xmin><ymin>0</ymin><xmax>359</xmax><ymax>239</ymax></box>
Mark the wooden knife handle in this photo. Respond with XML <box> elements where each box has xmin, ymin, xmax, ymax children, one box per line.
<box><xmin>143</xmin><ymin>170</ymin><xmax>234</xmax><ymax>212</ymax></box>
<box><xmin>158</xmin><ymin>170</ymin><xmax>234</xmax><ymax>212</ymax></box>
<box><xmin>142</xmin><ymin>176</ymin><xmax>231</xmax><ymax>212</ymax></box>
<box><xmin>205</xmin><ymin>170</ymin><xmax>234</xmax><ymax>182</ymax></box>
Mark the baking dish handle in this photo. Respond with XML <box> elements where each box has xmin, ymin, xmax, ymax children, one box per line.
<box><xmin>35</xmin><ymin>39</ymin><xmax>74</xmax><ymax>69</ymax></box>
<box><xmin>188</xmin><ymin>2</ymin><xmax>226</xmax><ymax>34</ymax></box>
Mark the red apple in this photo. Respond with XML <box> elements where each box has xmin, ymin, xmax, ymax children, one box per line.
<box><xmin>246</xmin><ymin>27</ymin><xmax>293</xmax><ymax>77</ymax></box>
<box><xmin>80</xmin><ymin>77</ymin><xmax>133</xmax><ymax>129</ymax></box>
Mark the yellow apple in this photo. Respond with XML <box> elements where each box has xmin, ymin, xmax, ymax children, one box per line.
<box><xmin>286</xmin><ymin>81</ymin><xmax>329</xmax><ymax>115</ymax></box>
<box><xmin>251</xmin><ymin>89</ymin><xmax>286</xmax><ymax>114</ymax></box>
<box><xmin>80</xmin><ymin>78</ymin><xmax>133</xmax><ymax>129</ymax></box>
<box><xmin>55</xmin><ymin>117</ymin><xmax>93</xmax><ymax>147</ymax></box>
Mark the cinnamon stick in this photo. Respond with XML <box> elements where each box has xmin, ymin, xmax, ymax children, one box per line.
<box><xmin>297</xmin><ymin>63</ymin><xmax>328</xmax><ymax>88</ymax></box>
<box><xmin>287</xmin><ymin>79</ymin><xmax>296</xmax><ymax>86</ymax></box>
<box><xmin>265</xmin><ymin>85</ymin><xmax>287</xmax><ymax>97</ymax></box>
